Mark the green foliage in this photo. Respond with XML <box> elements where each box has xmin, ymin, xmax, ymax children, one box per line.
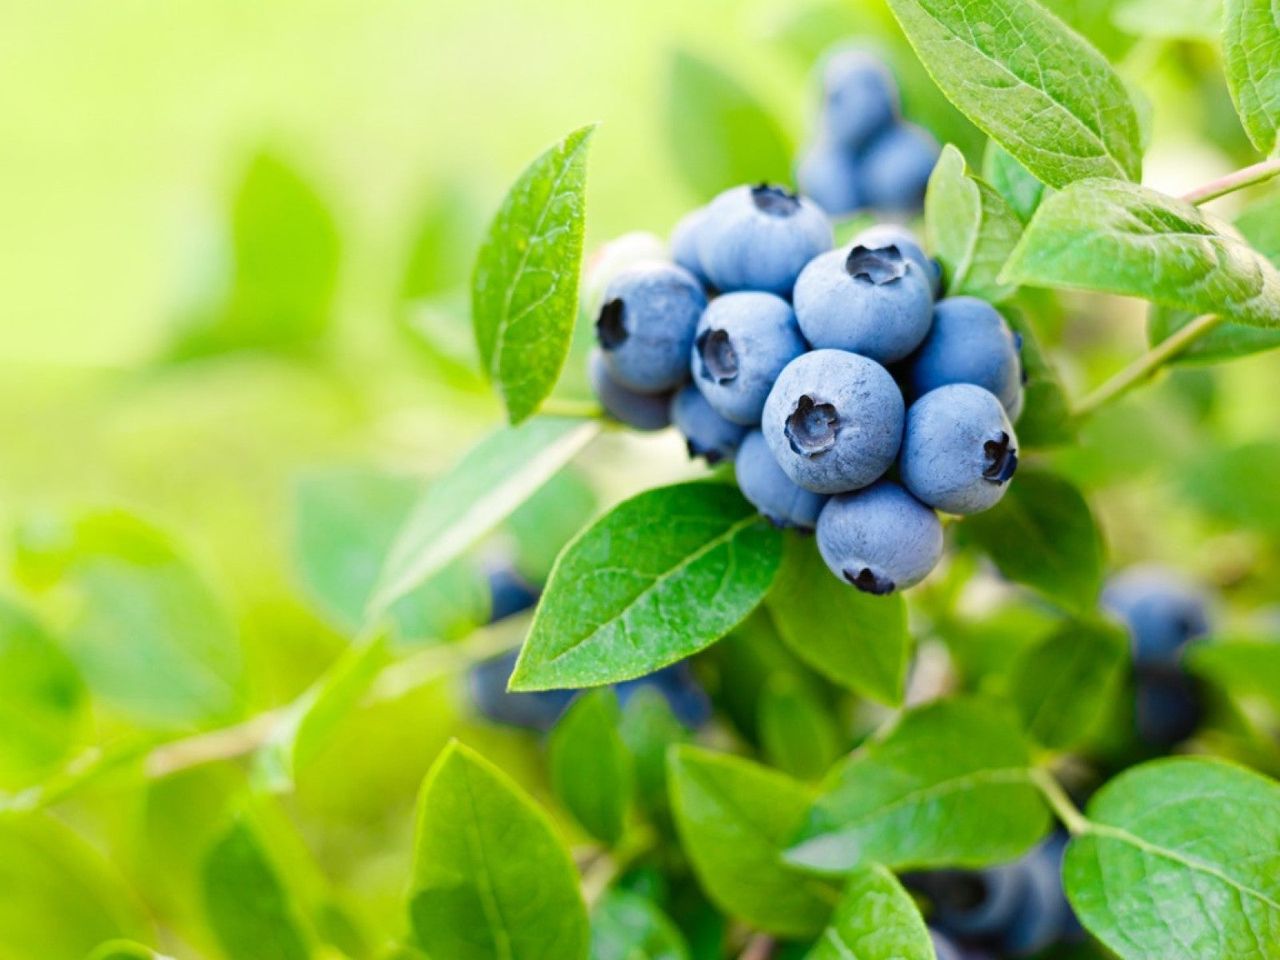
<box><xmin>982</xmin><ymin>141</ymin><xmax>1046</xmax><ymax>224</ymax></box>
<box><xmin>549</xmin><ymin>689</ymin><xmax>633</xmax><ymax>845</ymax></box>
<box><xmin>1224</xmin><ymin>0</ymin><xmax>1280</xmax><ymax>156</ymax></box>
<box><xmin>1112</xmin><ymin>0</ymin><xmax>1223</xmax><ymax>39</ymax></box>
<box><xmin>1003</xmin><ymin>307</ymin><xmax>1076</xmax><ymax>447</ymax></box>
<box><xmin>472</xmin><ymin>125</ymin><xmax>595</xmax><ymax>424</ymax></box>
<box><xmin>1188</xmin><ymin>637</ymin><xmax>1280</xmax><ymax>713</ymax></box>
<box><xmin>806</xmin><ymin>864</ymin><xmax>934</xmax><ymax>960</ymax></box>
<box><xmin>590</xmin><ymin>891</ymin><xmax>690</xmax><ymax>960</ymax></box>
<box><xmin>511</xmin><ymin>483</ymin><xmax>782</xmax><ymax>690</ymax></box>
<box><xmin>758</xmin><ymin>675</ymin><xmax>843</xmax><ymax>781</ymax></box>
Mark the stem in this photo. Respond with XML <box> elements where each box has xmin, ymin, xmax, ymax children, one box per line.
<box><xmin>1181</xmin><ymin>157</ymin><xmax>1280</xmax><ymax>206</ymax></box>
<box><xmin>1031</xmin><ymin>767</ymin><xmax>1090</xmax><ymax>836</ymax></box>
<box><xmin>1072</xmin><ymin>313</ymin><xmax>1224</xmax><ymax>418</ymax></box>
<box><xmin>580</xmin><ymin>824</ymin><xmax>656</xmax><ymax>907</ymax></box>
<box><xmin>739</xmin><ymin>934</ymin><xmax>775</xmax><ymax>960</ymax></box>
<box><xmin>146</xmin><ymin>711</ymin><xmax>285</xmax><ymax>779</ymax></box>
<box><xmin>539</xmin><ymin>397</ymin><xmax>605</xmax><ymax>420</ymax></box>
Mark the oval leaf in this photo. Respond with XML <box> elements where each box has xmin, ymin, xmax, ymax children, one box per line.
<box><xmin>1002</xmin><ymin>179</ymin><xmax>1280</xmax><ymax>329</ymax></box>
<box><xmin>1224</xmin><ymin>0</ymin><xmax>1280</xmax><ymax>156</ymax></box>
<box><xmin>510</xmin><ymin>483</ymin><xmax>782</xmax><ymax>691</ymax></box>
<box><xmin>883</xmin><ymin>0</ymin><xmax>1142</xmax><ymax>188</ymax></box>
<box><xmin>549</xmin><ymin>689</ymin><xmax>633</xmax><ymax>846</ymax></box>
<box><xmin>982</xmin><ymin>141</ymin><xmax>1046</xmax><ymax>225</ymax></box>
<box><xmin>787</xmin><ymin>698</ymin><xmax>1049</xmax><ymax>873</ymax></box>
<box><xmin>758</xmin><ymin>675</ymin><xmax>843</xmax><ymax>781</ymax></box>
<box><xmin>806</xmin><ymin>863</ymin><xmax>935</xmax><ymax>960</ymax></box>
<box><xmin>409</xmin><ymin>741</ymin><xmax>589</xmax><ymax>960</ymax></box>
<box><xmin>1065</xmin><ymin>758</ymin><xmax>1280</xmax><ymax>960</ymax></box>
<box><xmin>473</xmin><ymin>124</ymin><xmax>595</xmax><ymax>424</ymax></box>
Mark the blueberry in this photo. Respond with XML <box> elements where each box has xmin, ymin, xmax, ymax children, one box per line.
<box><xmin>596</xmin><ymin>261</ymin><xmax>706</xmax><ymax>392</ymax></box>
<box><xmin>928</xmin><ymin>929</ymin><xmax>966</xmax><ymax>960</ymax></box>
<box><xmin>616</xmin><ymin>663</ymin><xmax>711</xmax><ymax>729</ymax></box>
<box><xmin>670</xmin><ymin>385</ymin><xmax>748</xmax><ymax>464</ymax></box>
<box><xmin>853</xmin><ymin>223</ymin><xmax>942</xmax><ymax>297</ymax></box>
<box><xmin>588</xmin><ymin>349</ymin><xmax>672</xmax><ymax>431</ymax></box>
<box><xmin>469</xmin><ymin>651</ymin><xmax>574</xmax><ymax>731</ymax></box>
<box><xmin>692</xmin><ymin>291</ymin><xmax>808</xmax><ymax>425</ymax></box>
<box><xmin>1101</xmin><ymin>565</ymin><xmax>1212</xmax><ymax>666</ymax></box>
<box><xmin>913</xmin><ymin>866</ymin><xmax>1024</xmax><ymax>941</ymax></box>
<box><xmin>735</xmin><ymin>429</ymin><xmax>828</xmax><ymax>530</ymax></box>
<box><xmin>1004</xmin><ymin>835</ymin><xmax>1074</xmax><ymax>955</ymax></box>
<box><xmin>820</xmin><ymin>48</ymin><xmax>899</xmax><ymax>150</ymax></box>
<box><xmin>670</xmin><ymin>207</ymin><xmax>711</xmax><ymax>288</ymax></box>
<box><xmin>860</xmin><ymin>123</ymin><xmax>939</xmax><ymax>211</ymax></box>
<box><xmin>796</xmin><ymin>139</ymin><xmax>864</xmax><ymax>217</ymax></box>
<box><xmin>900</xmin><ymin>384</ymin><xmax>1018</xmax><ymax>515</ymax></box>
<box><xmin>816</xmin><ymin>480</ymin><xmax>942</xmax><ymax>593</ymax></box>
<box><xmin>696</xmin><ymin>184</ymin><xmax>833</xmax><ymax>297</ymax></box>
<box><xmin>909</xmin><ymin>297</ymin><xmax>1022</xmax><ymax>414</ymax></box>
<box><xmin>486</xmin><ymin>565</ymin><xmax>540</xmax><ymax>622</ymax></box>
<box><xmin>581</xmin><ymin>231</ymin><xmax>670</xmax><ymax>319</ymax></box>
<box><xmin>762</xmin><ymin>350</ymin><xmax>905</xmax><ymax>494</ymax></box>
<box><xmin>793</xmin><ymin>244</ymin><xmax>934</xmax><ymax>363</ymax></box>
<box><xmin>1134</xmin><ymin>662</ymin><xmax>1203</xmax><ymax>747</ymax></box>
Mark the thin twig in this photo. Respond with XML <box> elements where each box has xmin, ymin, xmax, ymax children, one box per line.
<box><xmin>1181</xmin><ymin>157</ymin><xmax>1280</xmax><ymax>206</ymax></box>
<box><xmin>1030</xmin><ymin>767</ymin><xmax>1090</xmax><ymax>836</ymax></box>
<box><xmin>146</xmin><ymin>711</ymin><xmax>285</xmax><ymax>779</ymax></box>
<box><xmin>739</xmin><ymin>934</ymin><xmax>776</xmax><ymax>960</ymax></box>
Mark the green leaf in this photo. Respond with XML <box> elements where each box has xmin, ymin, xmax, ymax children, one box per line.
<box><xmin>504</xmin><ymin>467</ymin><xmax>598</xmax><ymax>584</ymax></box>
<box><xmin>201</xmin><ymin>819</ymin><xmax>312</xmax><ymax>960</ymax></box>
<box><xmin>982</xmin><ymin>141</ymin><xmax>1046</xmax><ymax>224</ymax></box>
<box><xmin>1002</xmin><ymin>307</ymin><xmax>1076</xmax><ymax>447</ymax></box>
<box><xmin>668</xmin><ymin>745</ymin><xmax>835</xmax><ymax>937</ymax></box>
<box><xmin>401</xmin><ymin>187</ymin><xmax>481</xmax><ymax>303</ymax></box>
<box><xmin>1224</xmin><ymin>0</ymin><xmax>1280</xmax><ymax>156</ymax></box>
<box><xmin>1113</xmin><ymin>0</ymin><xmax>1222</xmax><ymax>38</ymax></box>
<box><xmin>410</xmin><ymin>741</ymin><xmax>588</xmax><ymax>960</ymax></box>
<box><xmin>806</xmin><ymin>863</ymin><xmax>935</xmax><ymax>960</ymax></box>
<box><xmin>0</xmin><ymin>597</ymin><xmax>85</xmax><ymax>788</ymax></box>
<box><xmin>759</xmin><ymin>675</ymin><xmax>843</xmax><ymax>781</ymax></box>
<box><xmin>511</xmin><ymin>483</ymin><xmax>782</xmax><ymax>691</ymax></box>
<box><xmin>1010</xmin><ymin>618</ymin><xmax>1128</xmax><ymax>749</ymax></box>
<box><xmin>925</xmin><ymin>144</ymin><xmax>1023</xmax><ymax>302</ymax></box>
<box><xmin>767</xmin><ymin>533</ymin><xmax>908</xmax><ymax>705</ymax></box>
<box><xmin>549</xmin><ymin>689</ymin><xmax>633</xmax><ymax>846</ymax></box>
<box><xmin>788</xmin><ymin>698</ymin><xmax>1048</xmax><ymax>873</ymax></box>
<box><xmin>665</xmin><ymin>50</ymin><xmax>793</xmax><ymax>199</ymax></box>
<box><xmin>293</xmin><ymin>468</ymin><xmax>490</xmax><ymax>643</ymax></box>
<box><xmin>618</xmin><ymin>686</ymin><xmax>689</xmax><ymax>815</ymax></box>
<box><xmin>14</xmin><ymin>511</ymin><xmax>244</xmax><ymax>726</ymax></box>
<box><xmin>1002</xmin><ymin>179</ymin><xmax>1280</xmax><ymax>329</ymax></box>
<box><xmin>882</xmin><ymin>0</ymin><xmax>1142</xmax><ymax>188</ymax></box>
<box><xmin>1064</xmin><ymin>758</ymin><xmax>1280</xmax><ymax>960</ymax></box>
<box><xmin>0</xmin><ymin>814</ymin><xmax>152</xmax><ymax>960</ymax></box>
<box><xmin>472</xmin><ymin>125</ymin><xmax>595</xmax><ymax>424</ymax></box>
<box><xmin>590</xmin><ymin>891</ymin><xmax>690</xmax><ymax>960</ymax></box>
<box><xmin>1188</xmin><ymin>637</ymin><xmax>1280</xmax><ymax>713</ymax></box>
<box><xmin>1180</xmin><ymin>441</ymin><xmax>1280</xmax><ymax>539</ymax></box>
<box><xmin>960</xmin><ymin>468</ymin><xmax>1104</xmax><ymax>613</ymax></box>
<box><xmin>371</xmin><ymin>417</ymin><xmax>600</xmax><ymax>617</ymax></box>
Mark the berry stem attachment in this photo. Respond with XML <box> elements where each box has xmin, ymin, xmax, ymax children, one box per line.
<box><xmin>1030</xmin><ymin>767</ymin><xmax>1090</xmax><ymax>836</ymax></box>
<box><xmin>1181</xmin><ymin>157</ymin><xmax>1280</xmax><ymax>206</ymax></box>
<box><xmin>1072</xmin><ymin>313</ymin><xmax>1224</xmax><ymax>419</ymax></box>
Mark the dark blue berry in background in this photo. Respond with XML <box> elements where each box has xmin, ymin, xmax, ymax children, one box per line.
<box><xmin>470</xmin><ymin>650</ymin><xmax>576</xmax><ymax>732</ymax></box>
<box><xmin>910</xmin><ymin>296</ymin><xmax>1023</xmax><ymax>416</ymax></box>
<box><xmin>820</xmin><ymin>48</ymin><xmax>899</xmax><ymax>150</ymax></box>
<box><xmin>1134</xmin><ymin>662</ymin><xmax>1204</xmax><ymax>747</ymax></box>
<box><xmin>735</xmin><ymin>429</ymin><xmax>828</xmax><ymax>530</ymax></box>
<box><xmin>486</xmin><ymin>564</ymin><xmax>540</xmax><ymax>623</ymax></box>
<box><xmin>816</xmin><ymin>480</ymin><xmax>943</xmax><ymax>593</ymax></box>
<box><xmin>597</xmin><ymin>261</ymin><xmax>706</xmax><ymax>393</ymax></box>
<box><xmin>670</xmin><ymin>384</ymin><xmax>747</xmax><ymax>465</ymax></box>
<box><xmin>616</xmin><ymin>662</ymin><xmax>712</xmax><ymax>729</ymax></box>
<box><xmin>796</xmin><ymin>138</ymin><xmax>865</xmax><ymax>216</ymax></box>
<box><xmin>1102</xmin><ymin>565</ymin><xmax>1212</xmax><ymax>666</ymax></box>
<box><xmin>860</xmin><ymin>122</ymin><xmax>940</xmax><ymax>211</ymax></box>
<box><xmin>588</xmin><ymin>348</ymin><xmax>673</xmax><ymax>431</ymax></box>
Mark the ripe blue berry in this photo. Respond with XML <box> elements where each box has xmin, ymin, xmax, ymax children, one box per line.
<box><xmin>793</xmin><ymin>244</ymin><xmax>934</xmax><ymax>363</ymax></box>
<box><xmin>861</xmin><ymin>123</ymin><xmax>939</xmax><ymax>211</ymax></box>
<box><xmin>670</xmin><ymin>207</ymin><xmax>711</xmax><ymax>287</ymax></box>
<box><xmin>816</xmin><ymin>480</ymin><xmax>942</xmax><ymax>593</ymax></box>
<box><xmin>796</xmin><ymin>139</ymin><xmax>864</xmax><ymax>217</ymax></box>
<box><xmin>853</xmin><ymin>223</ymin><xmax>942</xmax><ymax>297</ymax></box>
<box><xmin>820</xmin><ymin>48</ymin><xmax>899</xmax><ymax>150</ymax></box>
<box><xmin>596</xmin><ymin>261</ymin><xmax>706</xmax><ymax>392</ymax></box>
<box><xmin>693</xmin><ymin>291</ymin><xmax>808</xmax><ymax>425</ymax></box>
<box><xmin>470</xmin><ymin>651</ymin><xmax>574</xmax><ymax>731</ymax></box>
<box><xmin>670</xmin><ymin>384</ymin><xmax>748</xmax><ymax>465</ymax></box>
<box><xmin>763</xmin><ymin>349</ymin><xmax>904</xmax><ymax>494</ymax></box>
<box><xmin>900</xmin><ymin>384</ymin><xmax>1018</xmax><ymax>515</ymax></box>
<box><xmin>696</xmin><ymin>184</ymin><xmax>833</xmax><ymax>297</ymax></box>
<box><xmin>486</xmin><ymin>564</ymin><xmax>540</xmax><ymax>622</ymax></box>
<box><xmin>910</xmin><ymin>297</ymin><xmax>1022</xmax><ymax>415</ymax></box>
<box><xmin>588</xmin><ymin>348</ymin><xmax>672</xmax><ymax>431</ymax></box>
<box><xmin>1134</xmin><ymin>663</ymin><xmax>1203</xmax><ymax>747</ymax></box>
<box><xmin>1101</xmin><ymin>565</ymin><xmax>1211</xmax><ymax>666</ymax></box>
<box><xmin>735</xmin><ymin>429</ymin><xmax>828</xmax><ymax>530</ymax></box>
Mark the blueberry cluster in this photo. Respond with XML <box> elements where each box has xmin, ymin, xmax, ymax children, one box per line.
<box><xmin>589</xmin><ymin>183</ymin><xmax>1025</xmax><ymax>595</ymax></box>
<box><xmin>797</xmin><ymin>48</ymin><xmax>940</xmax><ymax>216</ymax></box>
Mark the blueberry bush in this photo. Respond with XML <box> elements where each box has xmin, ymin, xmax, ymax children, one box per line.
<box><xmin>4</xmin><ymin>0</ymin><xmax>1280</xmax><ymax>958</ymax></box>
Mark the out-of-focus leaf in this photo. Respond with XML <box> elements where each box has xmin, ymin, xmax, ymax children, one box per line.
<box><xmin>1188</xmin><ymin>638</ymin><xmax>1280</xmax><ymax>713</ymax></box>
<box><xmin>0</xmin><ymin>597</ymin><xmax>85</xmax><ymax>788</ymax></box>
<box><xmin>0</xmin><ymin>813</ymin><xmax>152</xmax><ymax>960</ymax></box>
<box><xmin>1113</xmin><ymin>0</ymin><xmax>1222</xmax><ymax>38</ymax></box>
<box><xmin>788</xmin><ymin>698</ymin><xmax>1048</xmax><ymax>873</ymax></box>
<box><xmin>1002</xmin><ymin>307</ymin><xmax>1075</xmax><ymax>448</ymax></box>
<box><xmin>1180</xmin><ymin>441</ymin><xmax>1280</xmax><ymax>539</ymax></box>
<box><xmin>504</xmin><ymin>466</ymin><xmax>598</xmax><ymax>584</ymax></box>
<box><xmin>590</xmin><ymin>891</ymin><xmax>690</xmax><ymax>960</ymax></box>
<box><xmin>668</xmin><ymin>745</ymin><xmax>835</xmax><ymax>937</ymax></box>
<box><xmin>982</xmin><ymin>141</ymin><xmax>1045</xmax><ymax>225</ymax></box>
<box><xmin>511</xmin><ymin>483</ymin><xmax>782</xmax><ymax>691</ymax></box>
<box><xmin>401</xmin><ymin>188</ymin><xmax>481</xmax><ymax>303</ymax></box>
<box><xmin>13</xmin><ymin>511</ymin><xmax>244</xmax><ymax>727</ymax></box>
<box><xmin>548</xmin><ymin>689</ymin><xmax>633</xmax><ymax>846</ymax></box>
<box><xmin>1041</xmin><ymin>0</ymin><xmax>1139</xmax><ymax>58</ymax></box>
<box><xmin>805</xmin><ymin>863</ymin><xmax>934</xmax><ymax>960</ymax></box>
<box><xmin>665</xmin><ymin>50</ymin><xmax>793</xmax><ymax>199</ymax></box>
<box><xmin>86</xmin><ymin>941</ymin><xmax>171</xmax><ymax>960</ymax></box>
<box><xmin>409</xmin><ymin>741</ymin><xmax>589</xmax><ymax>960</ymax></box>
<box><xmin>1224</xmin><ymin>0</ymin><xmax>1280</xmax><ymax>156</ymax></box>
<box><xmin>758</xmin><ymin>675</ymin><xmax>842</xmax><ymax>781</ymax></box>
<box><xmin>618</xmin><ymin>686</ymin><xmax>689</xmax><ymax>816</ymax></box>
<box><xmin>472</xmin><ymin>125</ymin><xmax>595</xmax><ymax>424</ymax></box>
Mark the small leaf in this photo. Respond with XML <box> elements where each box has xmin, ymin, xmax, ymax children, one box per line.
<box><xmin>767</xmin><ymin>533</ymin><xmax>908</xmax><ymax>705</ymax></box>
<box><xmin>511</xmin><ymin>483</ymin><xmax>782</xmax><ymax>691</ymax></box>
<box><xmin>590</xmin><ymin>891</ymin><xmax>690</xmax><ymax>960</ymax></box>
<box><xmin>668</xmin><ymin>745</ymin><xmax>836</xmax><ymax>937</ymax></box>
<box><xmin>201</xmin><ymin>820</ymin><xmax>312</xmax><ymax>960</ymax></box>
<box><xmin>410</xmin><ymin>741</ymin><xmax>589</xmax><ymax>960</ymax></box>
<box><xmin>549</xmin><ymin>689</ymin><xmax>634</xmax><ymax>846</ymax></box>
<box><xmin>1002</xmin><ymin>179</ymin><xmax>1280</xmax><ymax>329</ymax></box>
<box><xmin>665</xmin><ymin>50</ymin><xmax>793</xmax><ymax>199</ymax></box>
<box><xmin>960</xmin><ymin>468</ymin><xmax>1104</xmax><ymax>613</ymax></box>
<box><xmin>883</xmin><ymin>0</ymin><xmax>1142</xmax><ymax>188</ymax></box>
<box><xmin>787</xmin><ymin>698</ymin><xmax>1048</xmax><ymax>873</ymax></box>
<box><xmin>806</xmin><ymin>863</ymin><xmax>935</xmax><ymax>960</ymax></box>
<box><xmin>758</xmin><ymin>675</ymin><xmax>843</xmax><ymax>781</ymax></box>
<box><xmin>1064</xmin><ymin>758</ymin><xmax>1280</xmax><ymax>960</ymax></box>
<box><xmin>981</xmin><ymin>140</ymin><xmax>1046</xmax><ymax>224</ymax></box>
<box><xmin>1010</xmin><ymin>618</ymin><xmax>1128</xmax><ymax>749</ymax></box>
<box><xmin>371</xmin><ymin>417</ymin><xmax>600</xmax><ymax>617</ymax></box>
<box><xmin>1224</xmin><ymin>0</ymin><xmax>1280</xmax><ymax>156</ymax></box>
<box><xmin>925</xmin><ymin>144</ymin><xmax>1023</xmax><ymax>302</ymax></box>
<box><xmin>473</xmin><ymin>125</ymin><xmax>596</xmax><ymax>424</ymax></box>
<box><xmin>1002</xmin><ymin>307</ymin><xmax>1075</xmax><ymax>447</ymax></box>
<box><xmin>1188</xmin><ymin>637</ymin><xmax>1280</xmax><ymax>713</ymax></box>
<box><xmin>1113</xmin><ymin>0</ymin><xmax>1223</xmax><ymax>38</ymax></box>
